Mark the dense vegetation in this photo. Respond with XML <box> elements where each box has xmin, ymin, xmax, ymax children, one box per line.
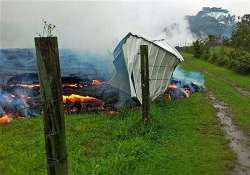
<box><xmin>190</xmin><ymin>14</ymin><xmax>250</xmax><ymax>74</ymax></box>
<box><xmin>0</xmin><ymin>94</ymin><xmax>234</xmax><ymax>175</ymax></box>
<box><xmin>231</xmin><ymin>14</ymin><xmax>250</xmax><ymax>51</ymax></box>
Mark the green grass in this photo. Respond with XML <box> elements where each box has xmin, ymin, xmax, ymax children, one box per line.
<box><xmin>209</xmin><ymin>46</ymin><xmax>234</xmax><ymax>58</ymax></box>
<box><xmin>183</xmin><ymin>52</ymin><xmax>250</xmax><ymax>90</ymax></box>
<box><xmin>0</xmin><ymin>94</ymin><xmax>234</xmax><ymax>175</ymax></box>
<box><xmin>181</xmin><ymin>52</ymin><xmax>250</xmax><ymax>137</ymax></box>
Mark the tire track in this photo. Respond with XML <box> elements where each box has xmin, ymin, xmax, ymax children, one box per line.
<box><xmin>209</xmin><ymin>93</ymin><xmax>250</xmax><ymax>175</ymax></box>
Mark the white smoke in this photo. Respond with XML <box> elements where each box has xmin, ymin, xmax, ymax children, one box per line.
<box><xmin>0</xmin><ymin>0</ymin><xmax>249</xmax><ymax>54</ymax></box>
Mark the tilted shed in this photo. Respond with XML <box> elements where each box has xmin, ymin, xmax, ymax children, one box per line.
<box><xmin>109</xmin><ymin>33</ymin><xmax>184</xmax><ymax>104</ymax></box>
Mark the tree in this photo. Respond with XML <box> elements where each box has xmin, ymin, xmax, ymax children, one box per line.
<box><xmin>192</xmin><ymin>40</ymin><xmax>203</xmax><ymax>58</ymax></box>
<box><xmin>192</xmin><ymin>39</ymin><xmax>209</xmax><ymax>59</ymax></box>
<box><xmin>231</xmin><ymin>14</ymin><xmax>250</xmax><ymax>51</ymax></box>
<box><xmin>207</xmin><ymin>35</ymin><xmax>222</xmax><ymax>47</ymax></box>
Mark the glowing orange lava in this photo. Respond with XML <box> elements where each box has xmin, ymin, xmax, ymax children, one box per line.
<box><xmin>63</xmin><ymin>94</ymin><xmax>100</xmax><ymax>103</ymax></box>
<box><xmin>9</xmin><ymin>84</ymin><xmax>40</xmax><ymax>88</ymax></box>
<box><xmin>92</xmin><ymin>80</ymin><xmax>102</xmax><ymax>86</ymax></box>
<box><xmin>62</xmin><ymin>83</ymin><xmax>83</xmax><ymax>88</ymax></box>
<box><xmin>168</xmin><ymin>84</ymin><xmax>178</xmax><ymax>89</ymax></box>
<box><xmin>0</xmin><ymin>115</ymin><xmax>12</xmax><ymax>125</ymax></box>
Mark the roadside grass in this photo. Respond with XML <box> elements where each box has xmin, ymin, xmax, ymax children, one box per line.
<box><xmin>182</xmin><ymin>52</ymin><xmax>250</xmax><ymax>90</ymax></box>
<box><xmin>181</xmin><ymin>52</ymin><xmax>250</xmax><ymax>138</ymax></box>
<box><xmin>0</xmin><ymin>94</ymin><xmax>234</xmax><ymax>175</ymax></box>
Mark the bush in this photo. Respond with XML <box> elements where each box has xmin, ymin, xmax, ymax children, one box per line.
<box><xmin>218</xmin><ymin>55</ymin><xmax>230</xmax><ymax>66</ymax></box>
<box><xmin>201</xmin><ymin>45</ymin><xmax>210</xmax><ymax>60</ymax></box>
<box><xmin>192</xmin><ymin>40</ymin><xmax>204</xmax><ymax>58</ymax></box>
<box><xmin>211</xmin><ymin>47</ymin><xmax>229</xmax><ymax>66</ymax></box>
<box><xmin>192</xmin><ymin>44</ymin><xmax>250</xmax><ymax>74</ymax></box>
<box><xmin>228</xmin><ymin>50</ymin><xmax>250</xmax><ymax>74</ymax></box>
<box><xmin>192</xmin><ymin>39</ymin><xmax>210</xmax><ymax>59</ymax></box>
<box><xmin>208</xmin><ymin>53</ymin><xmax>217</xmax><ymax>63</ymax></box>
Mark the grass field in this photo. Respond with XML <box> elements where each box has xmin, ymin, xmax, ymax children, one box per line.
<box><xmin>181</xmin><ymin>52</ymin><xmax>250</xmax><ymax>137</ymax></box>
<box><xmin>2</xmin><ymin>51</ymin><xmax>250</xmax><ymax>175</ymax></box>
<box><xmin>0</xmin><ymin>93</ymin><xmax>234</xmax><ymax>175</ymax></box>
<box><xmin>183</xmin><ymin>50</ymin><xmax>250</xmax><ymax>89</ymax></box>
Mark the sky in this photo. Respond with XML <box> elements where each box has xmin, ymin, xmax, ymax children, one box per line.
<box><xmin>0</xmin><ymin>0</ymin><xmax>250</xmax><ymax>53</ymax></box>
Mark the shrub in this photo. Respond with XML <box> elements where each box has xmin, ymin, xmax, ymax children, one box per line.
<box><xmin>192</xmin><ymin>39</ymin><xmax>210</xmax><ymax>59</ymax></box>
<box><xmin>228</xmin><ymin>50</ymin><xmax>250</xmax><ymax>74</ymax></box>
<box><xmin>213</xmin><ymin>47</ymin><xmax>229</xmax><ymax>66</ymax></box>
<box><xmin>201</xmin><ymin>44</ymin><xmax>210</xmax><ymax>60</ymax></box>
<box><xmin>191</xmin><ymin>35</ymin><xmax>250</xmax><ymax>74</ymax></box>
<box><xmin>208</xmin><ymin>53</ymin><xmax>217</xmax><ymax>64</ymax></box>
<box><xmin>192</xmin><ymin>40</ymin><xmax>203</xmax><ymax>58</ymax></box>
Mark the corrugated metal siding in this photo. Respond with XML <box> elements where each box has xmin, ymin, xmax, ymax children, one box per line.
<box><xmin>110</xmin><ymin>33</ymin><xmax>182</xmax><ymax>104</ymax></box>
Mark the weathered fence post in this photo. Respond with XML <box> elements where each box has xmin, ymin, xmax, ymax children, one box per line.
<box><xmin>34</xmin><ymin>37</ymin><xmax>68</xmax><ymax>175</ymax></box>
<box><xmin>140</xmin><ymin>45</ymin><xmax>150</xmax><ymax>123</ymax></box>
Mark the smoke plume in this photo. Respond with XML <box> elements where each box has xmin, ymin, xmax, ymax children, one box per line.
<box><xmin>1</xmin><ymin>0</ymin><xmax>249</xmax><ymax>54</ymax></box>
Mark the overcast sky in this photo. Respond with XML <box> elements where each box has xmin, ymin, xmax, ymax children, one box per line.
<box><xmin>0</xmin><ymin>0</ymin><xmax>249</xmax><ymax>53</ymax></box>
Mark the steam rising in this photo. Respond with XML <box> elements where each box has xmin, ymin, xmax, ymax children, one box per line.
<box><xmin>173</xmin><ymin>66</ymin><xmax>205</xmax><ymax>86</ymax></box>
<box><xmin>1</xmin><ymin>0</ymin><xmax>249</xmax><ymax>54</ymax></box>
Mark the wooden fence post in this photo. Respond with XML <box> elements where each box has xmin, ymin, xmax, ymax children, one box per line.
<box><xmin>140</xmin><ymin>45</ymin><xmax>150</xmax><ymax>124</ymax></box>
<box><xmin>34</xmin><ymin>37</ymin><xmax>68</xmax><ymax>175</ymax></box>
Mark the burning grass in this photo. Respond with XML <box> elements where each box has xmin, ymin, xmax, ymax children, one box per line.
<box><xmin>0</xmin><ymin>94</ymin><xmax>234</xmax><ymax>175</ymax></box>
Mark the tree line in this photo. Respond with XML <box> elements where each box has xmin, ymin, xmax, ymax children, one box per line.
<box><xmin>190</xmin><ymin>14</ymin><xmax>250</xmax><ymax>74</ymax></box>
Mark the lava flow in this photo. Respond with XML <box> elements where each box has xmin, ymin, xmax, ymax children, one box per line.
<box><xmin>63</xmin><ymin>94</ymin><xmax>104</xmax><ymax>112</ymax></box>
<box><xmin>91</xmin><ymin>79</ymin><xmax>102</xmax><ymax>86</ymax></box>
<box><xmin>166</xmin><ymin>80</ymin><xmax>204</xmax><ymax>100</ymax></box>
<box><xmin>4</xmin><ymin>79</ymin><xmax>102</xmax><ymax>89</ymax></box>
<box><xmin>0</xmin><ymin>77</ymin><xmax>105</xmax><ymax>125</ymax></box>
<box><xmin>0</xmin><ymin>114</ymin><xmax>12</xmax><ymax>125</ymax></box>
<box><xmin>63</xmin><ymin>94</ymin><xmax>101</xmax><ymax>103</ymax></box>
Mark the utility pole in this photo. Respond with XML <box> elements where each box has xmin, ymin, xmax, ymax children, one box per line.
<box><xmin>35</xmin><ymin>37</ymin><xmax>68</xmax><ymax>175</ymax></box>
<box><xmin>140</xmin><ymin>45</ymin><xmax>150</xmax><ymax>124</ymax></box>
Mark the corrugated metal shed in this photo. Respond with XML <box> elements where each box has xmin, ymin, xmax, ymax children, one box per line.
<box><xmin>109</xmin><ymin>32</ymin><xmax>184</xmax><ymax>103</ymax></box>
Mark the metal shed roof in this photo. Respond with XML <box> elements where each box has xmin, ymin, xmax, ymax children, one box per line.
<box><xmin>123</xmin><ymin>32</ymin><xmax>184</xmax><ymax>61</ymax></box>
